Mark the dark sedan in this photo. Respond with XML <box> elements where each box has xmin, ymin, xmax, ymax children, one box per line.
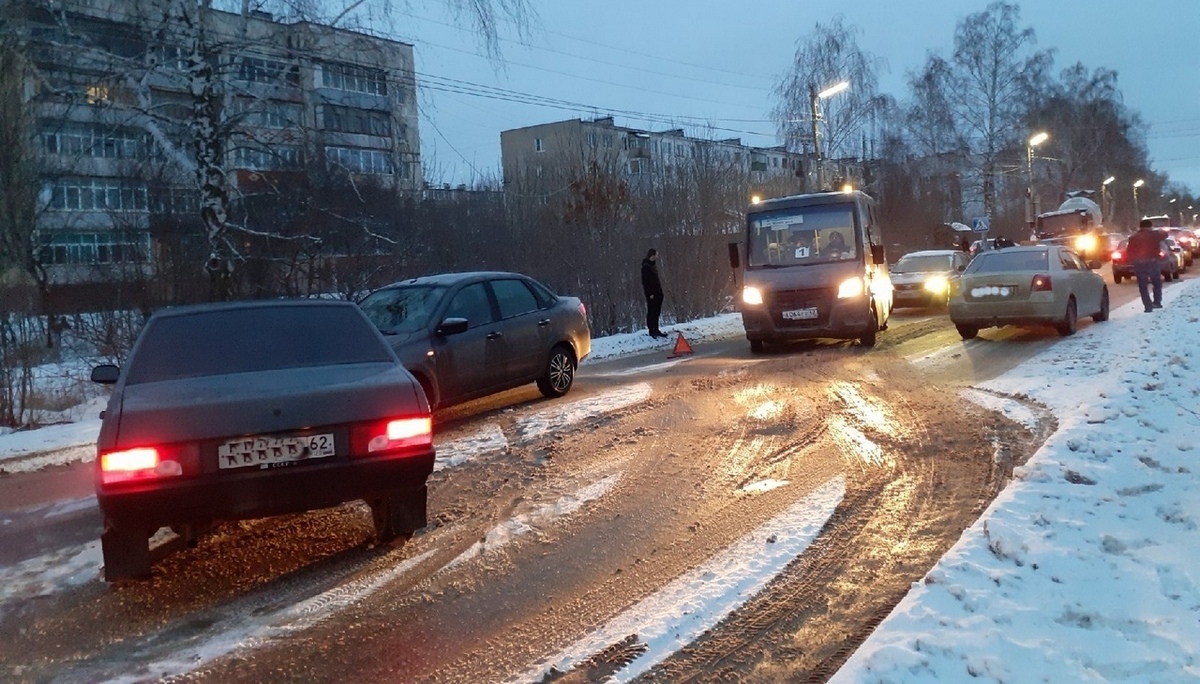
<box><xmin>889</xmin><ymin>249</ymin><xmax>969</xmax><ymax>308</ymax></box>
<box><xmin>90</xmin><ymin>300</ymin><xmax>435</xmax><ymax>581</ymax></box>
<box><xmin>358</xmin><ymin>272</ymin><xmax>591</xmax><ymax>410</ymax></box>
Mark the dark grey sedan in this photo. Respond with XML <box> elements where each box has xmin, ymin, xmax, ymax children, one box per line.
<box><xmin>90</xmin><ymin>300</ymin><xmax>435</xmax><ymax>581</ymax></box>
<box><xmin>358</xmin><ymin>272</ymin><xmax>591</xmax><ymax>410</ymax></box>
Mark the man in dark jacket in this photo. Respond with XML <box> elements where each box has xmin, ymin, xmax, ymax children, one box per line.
<box><xmin>1127</xmin><ymin>218</ymin><xmax>1166</xmax><ymax>313</ymax></box>
<box><xmin>641</xmin><ymin>248</ymin><xmax>666</xmax><ymax>338</ymax></box>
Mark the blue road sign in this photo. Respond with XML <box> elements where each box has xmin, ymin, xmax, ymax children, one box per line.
<box><xmin>971</xmin><ymin>216</ymin><xmax>990</xmax><ymax>233</ymax></box>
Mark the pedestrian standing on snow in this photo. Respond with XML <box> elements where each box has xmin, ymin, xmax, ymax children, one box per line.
<box><xmin>641</xmin><ymin>248</ymin><xmax>666</xmax><ymax>338</ymax></box>
<box><xmin>1127</xmin><ymin>218</ymin><xmax>1166</xmax><ymax>313</ymax></box>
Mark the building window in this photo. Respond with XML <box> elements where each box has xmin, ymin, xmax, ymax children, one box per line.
<box><xmin>322</xmin><ymin>105</ymin><xmax>391</xmax><ymax>136</ymax></box>
<box><xmin>585</xmin><ymin>133</ymin><xmax>596</xmax><ymax>146</ymax></box>
<box><xmin>47</xmin><ymin>178</ymin><xmax>148</xmax><ymax>212</ymax></box>
<box><xmin>233</xmin><ymin>100</ymin><xmax>304</xmax><ymax>129</ymax></box>
<box><xmin>534</xmin><ymin>137</ymin><xmax>544</xmax><ymax>153</ymax></box>
<box><xmin>321</xmin><ymin>62</ymin><xmax>387</xmax><ymax>96</ymax></box>
<box><xmin>603</xmin><ymin>134</ymin><xmax>613</xmax><ymax>149</ymax></box>
<box><xmin>325</xmin><ymin>146</ymin><xmax>394</xmax><ymax>175</ymax></box>
<box><xmin>150</xmin><ymin>187</ymin><xmax>200</xmax><ymax>214</ymax></box>
<box><xmin>229</xmin><ymin>145</ymin><xmax>303</xmax><ymax>170</ymax></box>
<box><xmin>663</xmin><ymin>142</ymin><xmax>672</xmax><ymax>155</ymax></box>
<box><xmin>42</xmin><ymin>231</ymin><xmax>150</xmax><ymax>265</ymax></box>
<box><xmin>42</xmin><ymin>123</ymin><xmax>147</xmax><ymax>159</ymax></box>
<box><xmin>236</xmin><ymin>56</ymin><xmax>299</xmax><ymax>86</ymax></box>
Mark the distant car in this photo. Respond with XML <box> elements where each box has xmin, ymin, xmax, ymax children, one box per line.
<box><xmin>1167</xmin><ymin>229</ymin><xmax>1197</xmax><ymax>265</ymax></box>
<box><xmin>358</xmin><ymin>271</ymin><xmax>591</xmax><ymax>410</ymax></box>
<box><xmin>949</xmin><ymin>245</ymin><xmax>1109</xmax><ymax>339</ymax></box>
<box><xmin>1039</xmin><ymin>232</ymin><xmax>1115</xmax><ymax>263</ymax></box>
<box><xmin>90</xmin><ymin>300</ymin><xmax>435</xmax><ymax>581</ymax></box>
<box><xmin>889</xmin><ymin>249</ymin><xmax>969</xmax><ymax>308</ymax></box>
<box><xmin>1111</xmin><ymin>237</ymin><xmax>1178</xmax><ymax>283</ymax></box>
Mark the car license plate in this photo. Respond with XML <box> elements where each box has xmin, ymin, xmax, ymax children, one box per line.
<box><xmin>782</xmin><ymin>307</ymin><xmax>819</xmax><ymax>320</ymax></box>
<box><xmin>217</xmin><ymin>433</ymin><xmax>336</xmax><ymax>470</ymax></box>
<box><xmin>971</xmin><ymin>285</ymin><xmax>1015</xmax><ymax>298</ymax></box>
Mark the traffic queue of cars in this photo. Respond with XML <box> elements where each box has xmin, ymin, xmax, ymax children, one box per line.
<box><xmin>90</xmin><ymin>273</ymin><xmax>591</xmax><ymax>580</ymax></box>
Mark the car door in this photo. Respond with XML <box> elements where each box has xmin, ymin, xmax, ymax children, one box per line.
<box><xmin>1056</xmin><ymin>249</ymin><xmax>1094</xmax><ymax>315</ymax></box>
<box><xmin>487</xmin><ymin>277</ymin><xmax>547</xmax><ymax>383</ymax></box>
<box><xmin>1069</xmin><ymin>250</ymin><xmax>1103</xmax><ymax>314</ymax></box>
<box><xmin>435</xmin><ymin>281</ymin><xmax>503</xmax><ymax>402</ymax></box>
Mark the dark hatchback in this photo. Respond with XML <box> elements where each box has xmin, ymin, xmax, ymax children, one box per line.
<box><xmin>358</xmin><ymin>272</ymin><xmax>591</xmax><ymax>410</ymax></box>
<box><xmin>91</xmin><ymin>300</ymin><xmax>434</xmax><ymax>581</ymax></box>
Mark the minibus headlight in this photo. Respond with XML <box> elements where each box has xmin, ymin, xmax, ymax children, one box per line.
<box><xmin>742</xmin><ymin>286</ymin><xmax>764</xmax><ymax>306</ymax></box>
<box><xmin>837</xmin><ymin>277</ymin><xmax>864</xmax><ymax>299</ymax></box>
<box><xmin>1074</xmin><ymin>234</ymin><xmax>1097</xmax><ymax>252</ymax></box>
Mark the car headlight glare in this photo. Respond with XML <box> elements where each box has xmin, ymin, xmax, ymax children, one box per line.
<box><xmin>1075</xmin><ymin>234</ymin><xmax>1097</xmax><ymax>252</ymax></box>
<box><xmin>742</xmin><ymin>286</ymin><xmax>764</xmax><ymax>306</ymax></box>
<box><xmin>837</xmin><ymin>277</ymin><xmax>864</xmax><ymax>299</ymax></box>
<box><xmin>923</xmin><ymin>275</ymin><xmax>949</xmax><ymax>293</ymax></box>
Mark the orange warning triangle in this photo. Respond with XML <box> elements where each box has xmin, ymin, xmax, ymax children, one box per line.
<box><xmin>668</xmin><ymin>331</ymin><xmax>694</xmax><ymax>358</ymax></box>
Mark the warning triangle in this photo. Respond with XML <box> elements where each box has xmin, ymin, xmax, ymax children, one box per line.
<box><xmin>667</xmin><ymin>331</ymin><xmax>694</xmax><ymax>358</ymax></box>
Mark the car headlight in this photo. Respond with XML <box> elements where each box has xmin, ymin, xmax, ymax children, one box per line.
<box><xmin>742</xmin><ymin>286</ymin><xmax>764</xmax><ymax>306</ymax></box>
<box><xmin>837</xmin><ymin>277</ymin><xmax>864</xmax><ymax>299</ymax></box>
<box><xmin>923</xmin><ymin>275</ymin><xmax>949</xmax><ymax>293</ymax></box>
<box><xmin>1075</xmin><ymin>234</ymin><xmax>1097</xmax><ymax>252</ymax></box>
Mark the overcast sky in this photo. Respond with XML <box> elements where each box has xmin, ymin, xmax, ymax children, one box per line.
<box><xmin>395</xmin><ymin>0</ymin><xmax>1200</xmax><ymax>204</ymax></box>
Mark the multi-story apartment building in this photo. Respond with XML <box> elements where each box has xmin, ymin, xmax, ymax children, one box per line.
<box><xmin>2</xmin><ymin>0</ymin><xmax>419</xmax><ymax>293</ymax></box>
<box><xmin>500</xmin><ymin>116</ymin><xmax>812</xmax><ymax>190</ymax></box>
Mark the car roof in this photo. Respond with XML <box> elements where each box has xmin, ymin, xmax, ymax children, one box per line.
<box><xmin>376</xmin><ymin>271</ymin><xmax>530</xmax><ymax>290</ymax></box>
<box><xmin>151</xmin><ymin>298</ymin><xmax>352</xmax><ymax>319</ymax></box>
<box><xmin>899</xmin><ymin>250</ymin><xmax>959</xmax><ymax>258</ymax></box>
<box><xmin>975</xmin><ymin>245</ymin><xmax>1050</xmax><ymax>254</ymax></box>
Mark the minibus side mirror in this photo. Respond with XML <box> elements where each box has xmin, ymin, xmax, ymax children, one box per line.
<box><xmin>728</xmin><ymin>242</ymin><xmax>740</xmax><ymax>270</ymax></box>
<box><xmin>871</xmin><ymin>244</ymin><xmax>886</xmax><ymax>266</ymax></box>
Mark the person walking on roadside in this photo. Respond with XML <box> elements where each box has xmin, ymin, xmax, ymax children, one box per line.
<box><xmin>1127</xmin><ymin>218</ymin><xmax>1167</xmax><ymax>313</ymax></box>
<box><xmin>641</xmin><ymin>248</ymin><xmax>667</xmax><ymax>338</ymax></box>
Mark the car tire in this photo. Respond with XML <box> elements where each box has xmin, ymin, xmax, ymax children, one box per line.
<box><xmin>859</xmin><ymin>308</ymin><xmax>878</xmax><ymax>348</ymax></box>
<box><xmin>1113</xmin><ymin>274</ymin><xmax>1123</xmax><ymax>284</ymax></box>
<box><xmin>369</xmin><ymin>487</ymin><xmax>427</xmax><ymax>544</ymax></box>
<box><xmin>1093</xmin><ymin>287</ymin><xmax>1110</xmax><ymax>323</ymax></box>
<box><xmin>536</xmin><ymin>344</ymin><xmax>576</xmax><ymax>398</ymax></box>
<box><xmin>749</xmin><ymin>339</ymin><xmax>765</xmax><ymax>354</ymax></box>
<box><xmin>101</xmin><ymin>519</ymin><xmax>152</xmax><ymax>581</ymax></box>
<box><xmin>955</xmin><ymin>324</ymin><xmax>978</xmax><ymax>340</ymax></box>
<box><xmin>1056</xmin><ymin>297</ymin><xmax>1078</xmax><ymax>337</ymax></box>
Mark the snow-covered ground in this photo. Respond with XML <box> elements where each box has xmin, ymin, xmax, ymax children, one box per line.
<box><xmin>3</xmin><ymin>289</ymin><xmax>1199</xmax><ymax>681</ymax></box>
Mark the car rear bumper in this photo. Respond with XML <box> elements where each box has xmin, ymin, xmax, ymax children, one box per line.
<box><xmin>949</xmin><ymin>298</ymin><xmax>1062</xmax><ymax>326</ymax></box>
<box><xmin>96</xmin><ymin>451</ymin><xmax>434</xmax><ymax>530</ymax></box>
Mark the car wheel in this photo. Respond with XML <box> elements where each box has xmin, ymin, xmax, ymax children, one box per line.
<box><xmin>1113</xmin><ymin>273</ymin><xmax>1123</xmax><ymax>284</ymax></box>
<box><xmin>955</xmin><ymin>324</ymin><xmax>978</xmax><ymax>340</ymax></box>
<box><xmin>536</xmin><ymin>344</ymin><xmax>576</xmax><ymax>398</ymax></box>
<box><xmin>859</xmin><ymin>307</ymin><xmax>878</xmax><ymax>348</ymax></box>
<box><xmin>1093</xmin><ymin>287</ymin><xmax>1110</xmax><ymax>322</ymax></box>
<box><xmin>1056</xmin><ymin>297</ymin><xmax>1078</xmax><ymax>337</ymax></box>
<box><xmin>369</xmin><ymin>488</ymin><xmax>426</xmax><ymax>544</ymax></box>
<box><xmin>101</xmin><ymin>519</ymin><xmax>152</xmax><ymax>581</ymax></box>
<box><xmin>749</xmin><ymin>339</ymin><xmax>765</xmax><ymax>354</ymax></box>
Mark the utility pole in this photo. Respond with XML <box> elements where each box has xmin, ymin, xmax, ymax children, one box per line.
<box><xmin>809</xmin><ymin>82</ymin><xmax>823</xmax><ymax>192</ymax></box>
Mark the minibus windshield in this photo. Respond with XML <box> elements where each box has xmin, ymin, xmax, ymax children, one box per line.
<box><xmin>747</xmin><ymin>203</ymin><xmax>858</xmax><ymax>267</ymax></box>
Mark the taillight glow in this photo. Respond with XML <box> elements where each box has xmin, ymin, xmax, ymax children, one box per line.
<box><xmin>1111</xmin><ymin>250</ymin><xmax>1122</xmax><ymax>261</ymax></box>
<box><xmin>1031</xmin><ymin>275</ymin><xmax>1053</xmax><ymax>292</ymax></box>
<box><xmin>99</xmin><ymin>447</ymin><xmax>183</xmax><ymax>485</ymax></box>
<box><xmin>352</xmin><ymin>416</ymin><xmax>433</xmax><ymax>455</ymax></box>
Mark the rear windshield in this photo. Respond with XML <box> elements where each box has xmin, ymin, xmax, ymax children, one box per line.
<box><xmin>747</xmin><ymin>203</ymin><xmax>858</xmax><ymax>267</ymax></box>
<box><xmin>892</xmin><ymin>254</ymin><xmax>953</xmax><ymax>273</ymax></box>
<box><xmin>965</xmin><ymin>250</ymin><xmax>1049</xmax><ymax>274</ymax></box>
<box><xmin>125</xmin><ymin>305</ymin><xmax>393</xmax><ymax>384</ymax></box>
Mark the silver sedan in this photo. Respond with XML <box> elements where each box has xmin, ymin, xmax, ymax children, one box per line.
<box><xmin>949</xmin><ymin>245</ymin><xmax>1109</xmax><ymax>339</ymax></box>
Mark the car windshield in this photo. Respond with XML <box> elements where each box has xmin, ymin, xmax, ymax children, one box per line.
<box><xmin>893</xmin><ymin>254</ymin><xmax>953</xmax><ymax>273</ymax></box>
<box><xmin>965</xmin><ymin>250</ymin><xmax>1050</xmax><ymax>274</ymax></box>
<box><xmin>358</xmin><ymin>284</ymin><xmax>447</xmax><ymax>334</ymax></box>
<box><xmin>125</xmin><ymin>305</ymin><xmax>394</xmax><ymax>384</ymax></box>
<box><xmin>746</xmin><ymin>203</ymin><xmax>858</xmax><ymax>267</ymax></box>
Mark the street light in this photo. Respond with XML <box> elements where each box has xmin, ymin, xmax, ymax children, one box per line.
<box><xmin>1133</xmin><ymin>179</ymin><xmax>1145</xmax><ymax>221</ymax></box>
<box><xmin>809</xmin><ymin>80</ymin><xmax>850</xmax><ymax>191</ymax></box>
<box><xmin>1026</xmin><ymin>132</ymin><xmax>1050</xmax><ymax>230</ymax></box>
<box><xmin>1101</xmin><ymin>176</ymin><xmax>1115</xmax><ymax>223</ymax></box>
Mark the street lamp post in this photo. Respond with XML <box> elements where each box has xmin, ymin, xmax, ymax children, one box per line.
<box><xmin>1133</xmin><ymin>179</ymin><xmax>1145</xmax><ymax>221</ymax></box>
<box><xmin>1026</xmin><ymin>132</ymin><xmax>1049</xmax><ymax>232</ymax></box>
<box><xmin>809</xmin><ymin>80</ymin><xmax>849</xmax><ymax>191</ymax></box>
<box><xmin>1102</xmin><ymin>175</ymin><xmax>1115</xmax><ymax>224</ymax></box>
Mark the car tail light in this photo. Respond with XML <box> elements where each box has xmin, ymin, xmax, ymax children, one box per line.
<box><xmin>351</xmin><ymin>416</ymin><xmax>433</xmax><ymax>455</ymax></box>
<box><xmin>1031</xmin><ymin>275</ymin><xmax>1053</xmax><ymax>292</ymax></box>
<box><xmin>578</xmin><ymin>301</ymin><xmax>587</xmax><ymax>319</ymax></box>
<box><xmin>99</xmin><ymin>447</ymin><xmax>184</xmax><ymax>485</ymax></box>
<box><xmin>1111</xmin><ymin>250</ymin><xmax>1122</xmax><ymax>261</ymax></box>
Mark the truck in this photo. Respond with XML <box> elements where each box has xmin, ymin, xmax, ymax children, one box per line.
<box><xmin>1034</xmin><ymin>195</ymin><xmax>1109</xmax><ymax>262</ymax></box>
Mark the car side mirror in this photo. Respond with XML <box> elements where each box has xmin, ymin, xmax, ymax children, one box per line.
<box><xmin>871</xmin><ymin>244</ymin><xmax>885</xmax><ymax>266</ymax></box>
<box><xmin>436</xmin><ymin>317</ymin><xmax>469</xmax><ymax>336</ymax></box>
<box><xmin>1087</xmin><ymin>260</ymin><xmax>1101</xmax><ymax>270</ymax></box>
<box><xmin>727</xmin><ymin>242</ymin><xmax>740</xmax><ymax>270</ymax></box>
<box><xmin>91</xmin><ymin>364</ymin><xmax>119</xmax><ymax>384</ymax></box>
<box><xmin>956</xmin><ymin>265</ymin><xmax>966</xmax><ymax>272</ymax></box>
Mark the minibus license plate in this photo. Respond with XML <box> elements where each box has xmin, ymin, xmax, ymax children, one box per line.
<box><xmin>783</xmin><ymin>307</ymin><xmax>819</xmax><ymax>320</ymax></box>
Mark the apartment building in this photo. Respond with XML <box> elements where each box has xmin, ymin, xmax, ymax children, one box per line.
<box><xmin>500</xmin><ymin>116</ymin><xmax>810</xmax><ymax>189</ymax></box>
<box><xmin>2</xmin><ymin>0</ymin><xmax>419</xmax><ymax>290</ymax></box>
